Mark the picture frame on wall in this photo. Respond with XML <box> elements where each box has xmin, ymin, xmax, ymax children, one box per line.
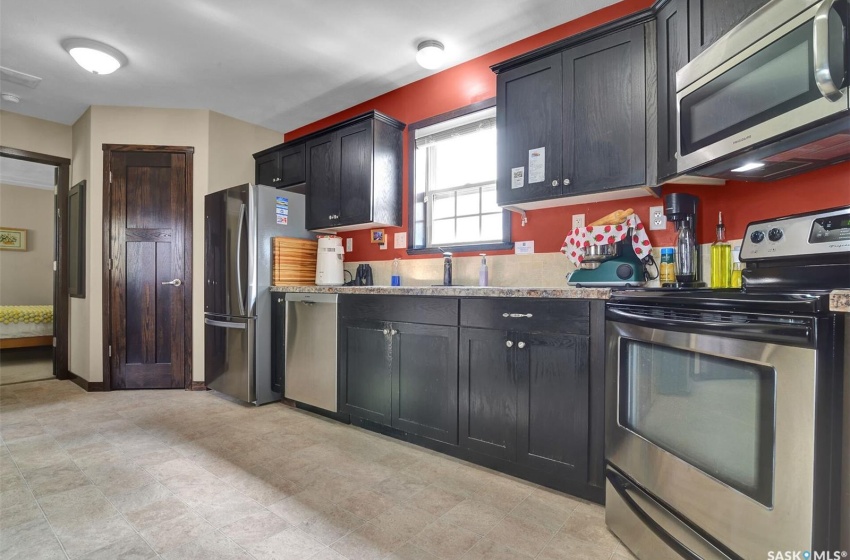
<box><xmin>371</xmin><ymin>229</ymin><xmax>385</xmax><ymax>244</ymax></box>
<box><xmin>0</xmin><ymin>227</ymin><xmax>27</xmax><ymax>251</ymax></box>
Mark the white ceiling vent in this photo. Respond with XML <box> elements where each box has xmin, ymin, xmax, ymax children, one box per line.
<box><xmin>0</xmin><ymin>66</ymin><xmax>42</xmax><ymax>89</ymax></box>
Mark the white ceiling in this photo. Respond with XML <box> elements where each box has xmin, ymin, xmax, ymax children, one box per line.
<box><xmin>0</xmin><ymin>158</ymin><xmax>56</xmax><ymax>190</ymax></box>
<box><xmin>0</xmin><ymin>0</ymin><xmax>619</xmax><ymax>134</ymax></box>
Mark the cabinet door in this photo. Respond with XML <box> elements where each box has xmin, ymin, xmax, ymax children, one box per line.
<box><xmin>255</xmin><ymin>151</ymin><xmax>281</xmax><ymax>187</ymax></box>
<box><xmin>338</xmin><ymin>120</ymin><xmax>374</xmax><ymax>226</ymax></box>
<box><xmin>657</xmin><ymin>0</ymin><xmax>690</xmax><ymax>180</ymax></box>
<box><xmin>279</xmin><ymin>143</ymin><xmax>306</xmax><ymax>188</ymax></box>
<box><xmin>688</xmin><ymin>0</ymin><xmax>770</xmax><ymax>58</ymax></box>
<box><xmin>516</xmin><ymin>332</ymin><xmax>589</xmax><ymax>481</ymax></box>
<box><xmin>392</xmin><ymin>323</ymin><xmax>459</xmax><ymax>445</ymax></box>
<box><xmin>340</xmin><ymin>319</ymin><xmax>392</xmax><ymax>425</ymax></box>
<box><xmin>305</xmin><ymin>132</ymin><xmax>340</xmax><ymax>230</ymax></box>
<box><xmin>271</xmin><ymin>293</ymin><xmax>285</xmax><ymax>394</ymax></box>
<box><xmin>563</xmin><ymin>25</ymin><xmax>646</xmax><ymax>194</ymax></box>
<box><xmin>496</xmin><ymin>53</ymin><xmax>563</xmax><ymax>206</ymax></box>
<box><xmin>459</xmin><ymin>327</ymin><xmax>517</xmax><ymax>461</ymax></box>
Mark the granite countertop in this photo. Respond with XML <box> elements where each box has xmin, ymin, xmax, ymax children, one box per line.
<box><xmin>830</xmin><ymin>290</ymin><xmax>850</xmax><ymax>312</ymax></box>
<box><xmin>269</xmin><ymin>285</ymin><xmax>612</xmax><ymax>299</ymax></box>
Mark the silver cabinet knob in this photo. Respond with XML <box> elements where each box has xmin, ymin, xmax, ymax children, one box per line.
<box><xmin>161</xmin><ymin>279</ymin><xmax>182</xmax><ymax>286</ymax></box>
<box><xmin>517</xmin><ymin>342</ymin><xmax>526</xmax><ymax>349</ymax></box>
<box><xmin>506</xmin><ymin>340</ymin><xmax>513</xmax><ymax>348</ymax></box>
<box><xmin>551</xmin><ymin>180</ymin><xmax>558</xmax><ymax>187</ymax></box>
<box><xmin>383</xmin><ymin>329</ymin><xmax>390</xmax><ymax>335</ymax></box>
<box><xmin>390</xmin><ymin>329</ymin><xmax>398</xmax><ymax>335</ymax></box>
<box><xmin>563</xmin><ymin>179</ymin><xmax>571</xmax><ymax>186</ymax></box>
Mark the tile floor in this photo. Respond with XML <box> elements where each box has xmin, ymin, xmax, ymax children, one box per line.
<box><xmin>0</xmin><ymin>348</ymin><xmax>54</xmax><ymax>385</ymax></box>
<box><xmin>0</xmin><ymin>379</ymin><xmax>636</xmax><ymax>560</ymax></box>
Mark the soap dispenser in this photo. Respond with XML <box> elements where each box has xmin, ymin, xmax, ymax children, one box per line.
<box><xmin>479</xmin><ymin>254</ymin><xmax>489</xmax><ymax>286</ymax></box>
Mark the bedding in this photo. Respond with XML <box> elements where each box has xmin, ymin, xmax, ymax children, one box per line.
<box><xmin>0</xmin><ymin>305</ymin><xmax>53</xmax><ymax>348</ymax></box>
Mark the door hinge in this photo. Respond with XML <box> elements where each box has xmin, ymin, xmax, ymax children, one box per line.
<box><xmin>109</xmin><ymin>170</ymin><xmax>113</xmax><ymax>184</ymax></box>
<box><xmin>52</xmin><ymin>337</ymin><xmax>57</xmax><ymax>348</ymax></box>
<box><xmin>56</xmin><ymin>208</ymin><xmax>60</xmax><ymax>218</ymax></box>
<box><xmin>108</xmin><ymin>258</ymin><xmax>113</xmax><ymax>270</ymax></box>
<box><xmin>54</xmin><ymin>185</ymin><xmax>58</xmax><ymax>195</ymax></box>
<box><xmin>53</xmin><ymin>260</ymin><xmax>57</xmax><ymax>272</ymax></box>
<box><xmin>108</xmin><ymin>345</ymin><xmax>112</xmax><ymax>358</ymax></box>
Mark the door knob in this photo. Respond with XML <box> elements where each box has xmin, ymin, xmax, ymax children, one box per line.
<box><xmin>506</xmin><ymin>340</ymin><xmax>513</xmax><ymax>348</ymax></box>
<box><xmin>517</xmin><ymin>341</ymin><xmax>526</xmax><ymax>349</ymax></box>
<box><xmin>161</xmin><ymin>279</ymin><xmax>182</xmax><ymax>286</ymax></box>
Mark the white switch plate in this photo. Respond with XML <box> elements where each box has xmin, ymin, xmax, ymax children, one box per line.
<box><xmin>379</xmin><ymin>242</ymin><xmax>387</xmax><ymax>251</ymax></box>
<box><xmin>515</xmin><ymin>241</ymin><xmax>535</xmax><ymax>254</ymax></box>
<box><xmin>394</xmin><ymin>232</ymin><xmax>407</xmax><ymax>249</ymax></box>
<box><xmin>572</xmin><ymin>214</ymin><xmax>585</xmax><ymax>229</ymax></box>
<box><xmin>649</xmin><ymin>206</ymin><xmax>667</xmax><ymax>230</ymax></box>
<box><xmin>345</xmin><ymin>238</ymin><xmax>353</xmax><ymax>252</ymax></box>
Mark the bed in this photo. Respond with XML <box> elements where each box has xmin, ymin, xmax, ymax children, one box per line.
<box><xmin>0</xmin><ymin>305</ymin><xmax>53</xmax><ymax>349</ymax></box>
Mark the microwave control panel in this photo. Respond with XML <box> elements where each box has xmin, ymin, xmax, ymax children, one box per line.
<box><xmin>741</xmin><ymin>206</ymin><xmax>850</xmax><ymax>261</ymax></box>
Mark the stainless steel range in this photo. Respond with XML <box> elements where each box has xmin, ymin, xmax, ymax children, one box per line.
<box><xmin>605</xmin><ymin>206</ymin><xmax>849</xmax><ymax>560</ymax></box>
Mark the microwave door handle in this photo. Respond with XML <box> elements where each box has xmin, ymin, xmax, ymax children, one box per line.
<box><xmin>813</xmin><ymin>0</ymin><xmax>843</xmax><ymax>101</ymax></box>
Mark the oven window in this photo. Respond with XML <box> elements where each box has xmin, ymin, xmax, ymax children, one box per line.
<box><xmin>619</xmin><ymin>339</ymin><xmax>776</xmax><ymax>506</ymax></box>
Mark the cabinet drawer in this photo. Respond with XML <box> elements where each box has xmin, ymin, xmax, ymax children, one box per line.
<box><xmin>461</xmin><ymin>298</ymin><xmax>588</xmax><ymax>334</ymax></box>
<box><xmin>340</xmin><ymin>295</ymin><xmax>458</xmax><ymax>326</ymax></box>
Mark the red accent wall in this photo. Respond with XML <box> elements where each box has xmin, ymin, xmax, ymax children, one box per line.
<box><xmin>285</xmin><ymin>0</ymin><xmax>850</xmax><ymax>261</ymax></box>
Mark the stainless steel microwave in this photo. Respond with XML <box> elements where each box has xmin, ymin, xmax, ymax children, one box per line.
<box><xmin>676</xmin><ymin>0</ymin><xmax>850</xmax><ymax>181</ymax></box>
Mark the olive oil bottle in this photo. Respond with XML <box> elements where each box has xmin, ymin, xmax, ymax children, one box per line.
<box><xmin>711</xmin><ymin>212</ymin><xmax>732</xmax><ymax>288</ymax></box>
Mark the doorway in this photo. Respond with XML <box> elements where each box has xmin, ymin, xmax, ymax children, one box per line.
<box><xmin>0</xmin><ymin>147</ymin><xmax>70</xmax><ymax>384</ymax></box>
<box><xmin>102</xmin><ymin>145</ymin><xmax>193</xmax><ymax>390</ymax></box>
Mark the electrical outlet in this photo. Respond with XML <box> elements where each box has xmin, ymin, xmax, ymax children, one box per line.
<box><xmin>345</xmin><ymin>238</ymin><xmax>353</xmax><ymax>252</ymax></box>
<box><xmin>649</xmin><ymin>206</ymin><xmax>667</xmax><ymax>230</ymax></box>
<box><xmin>572</xmin><ymin>214</ymin><xmax>585</xmax><ymax>230</ymax></box>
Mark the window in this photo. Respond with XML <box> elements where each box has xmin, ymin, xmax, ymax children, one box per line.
<box><xmin>409</xmin><ymin>102</ymin><xmax>510</xmax><ymax>252</ymax></box>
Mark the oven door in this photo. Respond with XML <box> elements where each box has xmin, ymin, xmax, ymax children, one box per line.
<box><xmin>676</xmin><ymin>0</ymin><xmax>849</xmax><ymax>174</ymax></box>
<box><xmin>605</xmin><ymin>305</ymin><xmax>818</xmax><ymax>559</ymax></box>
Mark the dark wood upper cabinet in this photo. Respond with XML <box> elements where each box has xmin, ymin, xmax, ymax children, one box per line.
<box><xmin>656</xmin><ymin>0</ymin><xmax>690</xmax><ymax>180</ymax></box>
<box><xmin>688</xmin><ymin>0</ymin><xmax>770</xmax><ymax>58</ymax></box>
<box><xmin>495</xmin><ymin>24</ymin><xmax>649</xmax><ymax>206</ymax></box>
<box><xmin>305</xmin><ymin>111</ymin><xmax>404</xmax><ymax>232</ymax></box>
<box><xmin>254</xmin><ymin>141</ymin><xmax>306</xmax><ymax>189</ymax></box>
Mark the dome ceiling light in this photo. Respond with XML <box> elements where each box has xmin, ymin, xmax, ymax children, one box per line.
<box><xmin>416</xmin><ymin>40</ymin><xmax>445</xmax><ymax>70</ymax></box>
<box><xmin>61</xmin><ymin>38</ymin><xmax>127</xmax><ymax>75</ymax></box>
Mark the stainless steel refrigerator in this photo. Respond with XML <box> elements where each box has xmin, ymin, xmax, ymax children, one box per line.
<box><xmin>204</xmin><ymin>184</ymin><xmax>313</xmax><ymax>405</ymax></box>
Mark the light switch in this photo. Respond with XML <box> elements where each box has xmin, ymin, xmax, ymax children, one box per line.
<box><xmin>345</xmin><ymin>238</ymin><xmax>353</xmax><ymax>252</ymax></box>
<box><xmin>394</xmin><ymin>232</ymin><xmax>407</xmax><ymax>249</ymax></box>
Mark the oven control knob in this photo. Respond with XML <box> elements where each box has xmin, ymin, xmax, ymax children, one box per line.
<box><xmin>768</xmin><ymin>228</ymin><xmax>783</xmax><ymax>242</ymax></box>
<box><xmin>616</xmin><ymin>264</ymin><xmax>633</xmax><ymax>280</ymax></box>
<box><xmin>750</xmin><ymin>230</ymin><xmax>765</xmax><ymax>244</ymax></box>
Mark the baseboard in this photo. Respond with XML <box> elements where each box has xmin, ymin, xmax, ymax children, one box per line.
<box><xmin>67</xmin><ymin>371</ymin><xmax>104</xmax><ymax>392</ymax></box>
<box><xmin>188</xmin><ymin>381</ymin><xmax>207</xmax><ymax>391</ymax></box>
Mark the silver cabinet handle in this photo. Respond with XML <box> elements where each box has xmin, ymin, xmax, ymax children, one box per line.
<box><xmin>814</xmin><ymin>0</ymin><xmax>843</xmax><ymax>101</ymax></box>
<box><xmin>506</xmin><ymin>340</ymin><xmax>513</xmax><ymax>348</ymax></box>
<box><xmin>563</xmin><ymin>179</ymin><xmax>571</xmax><ymax>186</ymax></box>
<box><xmin>502</xmin><ymin>313</ymin><xmax>533</xmax><ymax>318</ymax></box>
<box><xmin>161</xmin><ymin>279</ymin><xmax>182</xmax><ymax>286</ymax></box>
<box><xmin>517</xmin><ymin>341</ymin><xmax>526</xmax><ymax>349</ymax></box>
<box><xmin>551</xmin><ymin>180</ymin><xmax>558</xmax><ymax>187</ymax></box>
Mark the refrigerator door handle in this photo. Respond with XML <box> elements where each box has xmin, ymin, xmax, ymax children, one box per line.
<box><xmin>204</xmin><ymin>317</ymin><xmax>247</xmax><ymax>329</ymax></box>
<box><xmin>235</xmin><ymin>202</ymin><xmax>247</xmax><ymax>316</ymax></box>
<box><xmin>246</xmin><ymin>185</ymin><xmax>257</xmax><ymax>316</ymax></box>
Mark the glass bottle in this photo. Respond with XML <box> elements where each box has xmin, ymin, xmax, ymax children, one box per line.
<box><xmin>710</xmin><ymin>212</ymin><xmax>732</xmax><ymax>288</ymax></box>
<box><xmin>675</xmin><ymin>225</ymin><xmax>697</xmax><ymax>284</ymax></box>
<box><xmin>391</xmin><ymin>258</ymin><xmax>401</xmax><ymax>286</ymax></box>
<box><xmin>731</xmin><ymin>245</ymin><xmax>743</xmax><ymax>288</ymax></box>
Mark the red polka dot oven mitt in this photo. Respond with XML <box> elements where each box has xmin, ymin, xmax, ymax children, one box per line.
<box><xmin>561</xmin><ymin>213</ymin><xmax>652</xmax><ymax>267</ymax></box>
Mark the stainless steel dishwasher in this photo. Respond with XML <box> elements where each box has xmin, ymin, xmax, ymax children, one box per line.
<box><xmin>284</xmin><ymin>293</ymin><xmax>339</xmax><ymax>412</ymax></box>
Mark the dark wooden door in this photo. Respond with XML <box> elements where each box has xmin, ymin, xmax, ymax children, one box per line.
<box><xmin>255</xmin><ymin>151</ymin><xmax>280</xmax><ymax>187</ymax></box>
<box><xmin>338</xmin><ymin>121</ymin><xmax>373</xmax><ymax>226</ymax></box>
<box><xmin>657</xmin><ymin>0</ymin><xmax>690</xmax><ymax>180</ymax></box>
<box><xmin>459</xmin><ymin>327</ymin><xmax>517</xmax><ymax>461</ymax></box>
<box><xmin>392</xmin><ymin>322</ymin><xmax>459</xmax><ymax>444</ymax></box>
<box><xmin>107</xmin><ymin>147</ymin><xmax>192</xmax><ymax>389</ymax></box>
<box><xmin>688</xmin><ymin>0</ymin><xmax>770</xmax><ymax>58</ymax></box>
<box><xmin>340</xmin><ymin>319</ymin><xmax>392</xmax><ymax>425</ymax></box>
<box><xmin>496</xmin><ymin>53</ymin><xmax>563</xmax><ymax>206</ymax></box>
<box><xmin>516</xmin><ymin>332</ymin><xmax>589</xmax><ymax>481</ymax></box>
<box><xmin>563</xmin><ymin>25</ymin><xmax>646</xmax><ymax>194</ymax></box>
<box><xmin>305</xmin><ymin>132</ymin><xmax>339</xmax><ymax>230</ymax></box>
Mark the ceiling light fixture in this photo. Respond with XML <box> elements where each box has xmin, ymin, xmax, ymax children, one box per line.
<box><xmin>731</xmin><ymin>162</ymin><xmax>766</xmax><ymax>173</ymax></box>
<box><xmin>61</xmin><ymin>38</ymin><xmax>127</xmax><ymax>75</ymax></box>
<box><xmin>416</xmin><ymin>40</ymin><xmax>445</xmax><ymax>70</ymax></box>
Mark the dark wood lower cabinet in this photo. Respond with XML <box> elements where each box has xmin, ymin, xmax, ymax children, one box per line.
<box><xmin>340</xmin><ymin>319</ymin><xmax>392</xmax><ymax>426</ymax></box>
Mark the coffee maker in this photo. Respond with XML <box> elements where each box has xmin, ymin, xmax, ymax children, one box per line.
<box><xmin>664</xmin><ymin>193</ymin><xmax>705</xmax><ymax>287</ymax></box>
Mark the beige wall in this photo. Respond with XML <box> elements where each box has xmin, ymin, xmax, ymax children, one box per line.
<box><xmin>68</xmin><ymin>107</ymin><xmax>281</xmax><ymax>383</ymax></box>
<box><xmin>0</xmin><ymin>183</ymin><xmax>55</xmax><ymax>305</ymax></box>
<box><xmin>70</xmin><ymin>109</ymin><xmax>92</xmax><ymax>377</ymax></box>
<box><xmin>0</xmin><ymin>110</ymin><xmax>72</xmax><ymax>159</ymax></box>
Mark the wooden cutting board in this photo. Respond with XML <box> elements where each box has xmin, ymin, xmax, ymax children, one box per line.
<box><xmin>272</xmin><ymin>237</ymin><xmax>317</xmax><ymax>286</ymax></box>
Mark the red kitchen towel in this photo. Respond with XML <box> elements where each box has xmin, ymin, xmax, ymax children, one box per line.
<box><xmin>561</xmin><ymin>213</ymin><xmax>652</xmax><ymax>266</ymax></box>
